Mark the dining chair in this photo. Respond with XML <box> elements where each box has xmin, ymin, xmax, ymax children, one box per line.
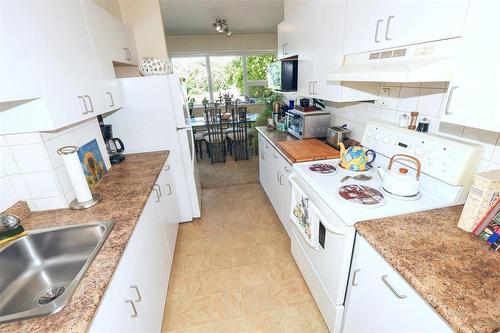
<box><xmin>226</xmin><ymin>106</ymin><xmax>249</xmax><ymax>160</ymax></box>
<box><xmin>204</xmin><ymin>107</ymin><xmax>226</xmax><ymax>164</ymax></box>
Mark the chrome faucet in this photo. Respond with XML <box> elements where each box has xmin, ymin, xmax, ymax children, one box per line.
<box><xmin>0</xmin><ymin>214</ymin><xmax>21</xmax><ymax>234</ymax></box>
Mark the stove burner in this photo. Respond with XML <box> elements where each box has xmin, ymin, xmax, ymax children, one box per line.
<box><xmin>309</xmin><ymin>163</ymin><xmax>337</xmax><ymax>175</ymax></box>
<box><xmin>381</xmin><ymin>187</ymin><xmax>422</xmax><ymax>201</ymax></box>
<box><xmin>337</xmin><ymin>185</ymin><xmax>385</xmax><ymax>207</ymax></box>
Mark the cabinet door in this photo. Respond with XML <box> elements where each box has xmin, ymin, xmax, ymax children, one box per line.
<box><xmin>268</xmin><ymin>147</ymin><xmax>282</xmax><ymax>214</ymax></box>
<box><xmin>161</xmin><ymin>163</ymin><xmax>180</xmax><ymax>258</ymax></box>
<box><xmin>440</xmin><ymin>0</ymin><xmax>500</xmax><ymax>132</ymax></box>
<box><xmin>9</xmin><ymin>0</ymin><xmax>104</xmax><ymax>128</ymax></box>
<box><xmin>295</xmin><ymin>0</ymin><xmax>314</xmax><ymax>97</ymax></box>
<box><xmin>343</xmin><ymin>236</ymin><xmax>453</xmax><ymax>333</ymax></box>
<box><xmin>344</xmin><ymin>0</ymin><xmax>468</xmax><ymax>55</ymax></box>
<box><xmin>279</xmin><ymin>161</ymin><xmax>293</xmax><ymax>239</ymax></box>
<box><xmin>0</xmin><ymin>2</ymin><xmax>40</xmax><ymax>103</ymax></box>
<box><xmin>277</xmin><ymin>21</ymin><xmax>288</xmax><ymax>59</ymax></box>
<box><xmin>259</xmin><ymin>134</ymin><xmax>271</xmax><ymax>196</ymax></box>
<box><xmin>81</xmin><ymin>0</ymin><xmax>123</xmax><ymax>114</ymax></box>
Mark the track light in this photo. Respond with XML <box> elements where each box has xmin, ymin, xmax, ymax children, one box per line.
<box><xmin>212</xmin><ymin>18</ymin><xmax>231</xmax><ymax>37</ymax></box>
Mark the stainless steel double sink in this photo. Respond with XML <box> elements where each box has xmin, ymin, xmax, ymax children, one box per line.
<box><xmin>0</xmin><ymin>221</ymin><xmax>115</xmax><ymax>323</ymax></box>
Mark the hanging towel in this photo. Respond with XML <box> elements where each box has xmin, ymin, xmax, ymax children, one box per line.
<box><xmin>290</xmin><ymin>182</ymin><xmax>320</xmax><ymax>251</ymax></box>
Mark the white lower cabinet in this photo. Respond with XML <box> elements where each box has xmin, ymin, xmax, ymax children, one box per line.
<box><xmin>258</xmin><ymin>132</ymin><xmax>293</xmax><ymax>238</ymax></box>
<box><xmin>90</xmin><ymin>161</ymin><xmax>179</xmax><ymax>332</ymax></box>
<box><xmin>342</xmin><ymin>235</ymin><xmax>453</xmax><ymax>333</ymax></box>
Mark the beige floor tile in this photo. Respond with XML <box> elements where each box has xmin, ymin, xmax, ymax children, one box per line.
<box><xmin>212</xmin><ymin>317</ymin><xmax>249</xmax><ymax>333</ymax></box>
<box><xmin>211</xmin><ymin>253</ymin><xmax>237</xmax><ymax>270</ymax></box>
<box><xmin>257</xmin><ymin>241</ymin><xmax>291</xmax><ymax>261</ymax></box>
<box><xmin>247</xmin><ymin>310</ymin><xmax>286</xmax><ymax>333</ymax></box>
<box><xmin>271</xmin><ymin>278</ymin><xmax>315</xmax><ymax>309</ymax></box>
<box><xmin>210</xmin><ymin>290</ymin><xmax>245</xmax><ymax>322</ymax></box>
<box><xmin>264</xmin><ymin>260</ymin><xmax>302</xmax><ymax>283</ymax></box>
<box><xmin>184</xmin><ymin>254</ymin><xmax>212</xmax><ymax>275</ymax></box>
<box><xmin>238</xmin><ymin>263</ymin><xmax>273</xmax><ymax>288</ymax></box>
<box><xmin>241</xmin><ymin>284</ymin><xmax>280</xmax><ymax>315</ymax></box>
<box><xmin>280</xmin><ymin>305</ymin><xmax>329</xmax><ymax>333</ymax></box>
<box><xmin>232</xmin><ymin>247</ymin><xmax>261</xmax><ymax>267</ymax></box>
<box><xmin>167</xmin><ymin>273</ymin><xmax>211</xmax><ymax>300</ymax></box>
<box><xmin>206</xmin><ymin>236</ymin><xmax>233</xmax><ymax>255</ymax></box>
<box><xmin>163</xmin><ymin>295</ymin><xmax>213</xmax><ymax>331</ymax></box>
<box><xmin>209</xmin><ymin>267</ymin><xmax>240</xmax><ymax>293</ymax></box>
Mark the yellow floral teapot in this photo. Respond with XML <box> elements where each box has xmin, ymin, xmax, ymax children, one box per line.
<box><xmin>339</xmin><ymin>142</ymin><xmax>376</xmax><ymax>171</ymax></box>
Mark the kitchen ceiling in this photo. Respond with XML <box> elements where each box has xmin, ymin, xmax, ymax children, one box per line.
<box><xmin>160</xmin><ymin>0</ymin><xmax>284</xmax><ymax>35</ymax></box>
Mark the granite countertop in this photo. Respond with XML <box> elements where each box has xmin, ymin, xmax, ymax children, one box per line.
<box><xmin>256</xmin><ymin>126</ymin><xmax>297</xmax><ymax>163</ymax></box>
<box><xmin>356</xmin><ymin>205</ymin><xmax>500</xmax><ymax>333</ymax></box>
<box><xmin>0</xmin><ymin>151</ymin><xmax>169</xmax><ymax>333</ymax></box>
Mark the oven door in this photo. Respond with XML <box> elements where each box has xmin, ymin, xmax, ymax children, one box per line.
<box><xmin>288</xmin><ymin>175</ymin><xmax>355</xmax><ymax>305</ymax></box>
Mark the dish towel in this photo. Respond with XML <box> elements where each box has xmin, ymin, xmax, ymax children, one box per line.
<box><xmin>290</xmin><ymin>184</ymin><xmax>320</xmax><ymax>251</ymax></box>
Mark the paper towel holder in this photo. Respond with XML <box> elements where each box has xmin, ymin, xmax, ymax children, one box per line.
<box><xmin>57</xmin><ymin>146</ymin><xmax>102</xmax><ymax>210</ymax></box>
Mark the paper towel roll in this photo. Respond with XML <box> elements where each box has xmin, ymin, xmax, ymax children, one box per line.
<box><xmin>57</xmin><ymin>146</ymin><xmax>93</xmax><ymax>203</ymax></box>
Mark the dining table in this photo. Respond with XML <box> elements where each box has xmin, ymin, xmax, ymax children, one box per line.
<box><xmin>190</xmin><ymin>113</ymin><xmax>259</xmax><ymax>130</ymax></box>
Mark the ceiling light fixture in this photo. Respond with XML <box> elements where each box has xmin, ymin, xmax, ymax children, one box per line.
<box><xmin>212</xmin><ymin>18</ymin><xmax>231</xmax><ymax>37</ymax></box>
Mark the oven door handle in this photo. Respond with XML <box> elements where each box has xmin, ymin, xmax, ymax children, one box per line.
<box><xmin>289</xmin><ymin>175</ymin><xmax>347</xmax><ymax>236</ymax></box>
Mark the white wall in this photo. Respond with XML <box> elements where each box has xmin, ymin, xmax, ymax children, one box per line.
<box><xmin>165</xmin><ymin>33</ymin><xmax>277</xmax><ymax>55</ymax></box>
<box><xmin>327</xmin><ymin>82</ymin><xmax>500</xmax><ymax>173</ymax></box>
<box><xmin>0</xmin><ymin>118</ymin><xmax>110</xmax><ymax>212</ymax></box>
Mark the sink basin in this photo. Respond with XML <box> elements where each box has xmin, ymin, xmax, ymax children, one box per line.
<box><xmin>0</xmin><ymin>221</ymin><xmax>115</xmax><ymax>323</ymax></box>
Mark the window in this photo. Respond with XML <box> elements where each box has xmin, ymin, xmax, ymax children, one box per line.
<box><xmin>171</xmin><ymin>56</ymin><xmax>210</xmax><ymax>104</ymax></box>
<box><xmin>171</xmin><ymin>53</ymin><xmax>276</xmax><ymax>104</ymax></box>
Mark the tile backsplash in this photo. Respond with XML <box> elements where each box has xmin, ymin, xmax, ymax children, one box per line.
<box><xmin>0</xmin><ymin>118</ymin><xmax>109</xmax><ymax>212</ymax></box>
<box><xmin>327</xmin><ymin>82</ymin><xmax>500</xmax><ymax>173</ymax></box>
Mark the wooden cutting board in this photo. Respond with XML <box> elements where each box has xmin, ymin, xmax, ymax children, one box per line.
<box><xmin>277</xmin><ymin>139</ymin><xmax>340</xmax><ymax>163</ymax></box>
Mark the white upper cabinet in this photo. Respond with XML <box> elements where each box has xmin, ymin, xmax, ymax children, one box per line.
<box><xmin>344</xmin><ymin>0</ymin><xmax>469</xmax><ymax>55</ymax></box>
<box><xmin>292</xmin><ymin>0</ymin><xmax>379</xmax><ymax>101</ymax></box>
<box><xmin>440</xmin><ymin>0</ymin><xmax>500</xmax><ymax>132</ymax></box>
<box><xmin>277</xmin><ymin>11</ymin><xmax>299</xmax><ymax>60</ymax></box>
<box><xmin>0</xmin><ymin>2</ymin><xmax>40</xmax><ymax>103</ymax></box>
<box><xmin>7</xmin><ymin>0</ymin><xmax>104</xmax><ymax>129</ymax></box>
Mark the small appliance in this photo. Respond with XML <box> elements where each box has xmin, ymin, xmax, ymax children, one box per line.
<box><xmin>267</xmin><ymin>58</ymin><xmax>298</xmax><ymax>92</ymax></box>
<box><xmin>101</xmin><ymin>124</ymin><xmax>125</xmax><ymax>164</ymax></box>
<box><xmin>286</xmin><ymin>109</ymin><xmax>330</xmax><ymax>139</ymax></box>
<box><xmin>338</xmin><ymin>142</ymin><xmax>376</xmax><ymax>171</ymax></box>
<box><xmin>326</xmin><ymin>126</ymin><xmax>351</xmax><ymax>149</ymax></box>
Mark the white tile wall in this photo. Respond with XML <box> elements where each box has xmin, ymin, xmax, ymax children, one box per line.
<box><xmin>0</xmin><ymin>118</ymin><xmax>110</xmax><ymax>212</ymax></box>
<box><xmin>327</xmin><ymin>82</ymin><xmax>500</xmax><ymax>173</ymax></box>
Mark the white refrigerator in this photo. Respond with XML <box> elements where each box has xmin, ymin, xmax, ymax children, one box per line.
<box><xmin>105</xmin><ymin>74</ymin><xmax>201</xmax><ymax>222</ymax></box>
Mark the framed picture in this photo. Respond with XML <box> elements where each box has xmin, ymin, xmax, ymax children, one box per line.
<box><xmin>78</xmin><ymin>139</ymin><xmax>107</xmax><ymax>188</ymax></box>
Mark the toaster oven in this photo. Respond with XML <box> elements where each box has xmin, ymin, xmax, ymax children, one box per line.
<box><xmin>286</xmin><ymin>109</ymin><xmax>331</xmax><ymax>139</ymax></box>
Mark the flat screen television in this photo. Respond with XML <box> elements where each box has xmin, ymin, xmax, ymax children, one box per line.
<box><xmin>267</xmin><ymin>59</ymin><xmax>298</xmax><ymax>92</ymax></box>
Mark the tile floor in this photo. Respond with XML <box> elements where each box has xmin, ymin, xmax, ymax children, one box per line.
<box><xmin>197</xmin><ymin>147</ymin><xmax>259</xmax><ymax>189</ymax></box>
<box><xmin>162</xmin><ymin>183</ymin><xmax>329</xmax><ymax>332</ymax></box>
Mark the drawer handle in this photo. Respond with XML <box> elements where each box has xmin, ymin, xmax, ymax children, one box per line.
<box><xmin>129</xmin><ymin>285</ymin><xmax>142</xmax><ymax>302</ymax></box>
<box><xmin>165</xmin><ymin>164</ymin><xmax>170</xmax><ymax>171</ymax></box>
<box><xmin>444</xmin><ymin>85</ymin><xmax>459</xmax><ymax>115</ymax></box>
<box><xmin>375</xmin><ymin>19</ymin><xmax>384</xmax><ymax>43</ymax></box>
<box><xmin>124</xmin><ymin>299</ymin><xmax>138</xmax><ymax>318</ymax></box>
<box><xmin>166</xmin><ymin>184</ymin><xmax>173</xmax><ymax>195</ymax></box>
<box><xmin>352</xmin><ymin>269</ymin><xmax>361</xmax><ymax>286</ymax></box>
<box><xmin>77</xmin><ymin>96</ymin><xmax>88</xmax><ymax>115</ymax></box>
<box><xmin>83</xmin><ymin>95</ymin><xmax>94</xmax><ymax>113</ymax></box>
<box><xmin>381</xmin><ymin>274</ymin><xmax>407</xmax><ymax>299</ymax></box>
<box><xmin>106</xmin><ymin>92</ymin><xmax>115</xmax><ymax>107</ymax></box>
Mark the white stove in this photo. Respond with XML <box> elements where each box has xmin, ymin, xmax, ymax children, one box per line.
<box><xmin>287</xmin><ymin>120</ymin><xmax>482</xmax><ymax>333</ymax></box>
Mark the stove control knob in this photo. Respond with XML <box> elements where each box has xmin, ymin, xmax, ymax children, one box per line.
<box><xmin>383</xmin><ymin>136</ymin><xmax>391</xmax><ymax>144</ymax></box>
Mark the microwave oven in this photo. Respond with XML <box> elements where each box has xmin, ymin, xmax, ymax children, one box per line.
<box><xmin>286</xmin><ymin>109</ymin><xmax>331</xmax><ymax>139</ymax></box>
<box><xmin>267</xmin><ymin>59</ymin><xmax>298</xmax><ymax>92</ymax></box>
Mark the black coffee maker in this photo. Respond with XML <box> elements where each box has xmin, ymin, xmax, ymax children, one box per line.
<box><xmin>101</xmin><ymin>124</ymin><xmax>125</xmax><ymax>164</ymax></box>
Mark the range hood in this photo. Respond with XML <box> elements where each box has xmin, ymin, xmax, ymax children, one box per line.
<box><xmin>329</xmin><ymin>39</ymin><xmax>459</xmax><ymax>83</ymax></box>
